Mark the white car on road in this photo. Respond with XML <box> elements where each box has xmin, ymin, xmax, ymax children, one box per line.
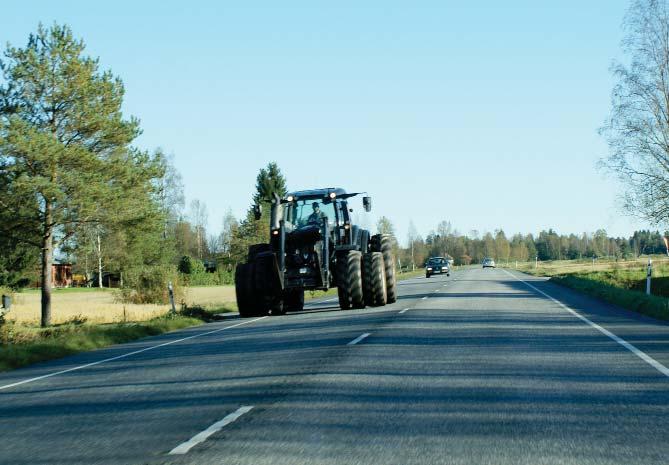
<box><xmin>482</xmin><ymin>258</ymin><xmax>496</xmax><ymax>268</ymax></box>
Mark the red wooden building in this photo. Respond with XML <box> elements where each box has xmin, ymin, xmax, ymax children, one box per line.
<box><xmin>51</xmin><ymin>263</ymin><xmax>73</xmax><ymax>288</ymax></box>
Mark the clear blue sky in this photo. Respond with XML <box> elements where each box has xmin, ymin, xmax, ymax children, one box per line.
<box><xmin>2</xmin><ymin>1</ymin><xmax>653</xmax><ymax>243</ymax></box>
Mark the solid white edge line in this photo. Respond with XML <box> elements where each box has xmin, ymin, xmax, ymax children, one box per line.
<box><xmin>347</xmin><ymin>333</ymin><xmax>371</xmax><ymax>346</ymax></box>
<box><xmin>0</xmin><ymin>317</ymin><xmax>269</xmax><ymax>392</ymax></box>
<box><xmin>169</xmin><ymin>406</ymin><xmax>254</xmax><ymax>455</ymax></box>
<box><xmin>502</xmin><ymin>269</ymin><xmax>669</xmax><ymax>378</ymax></box>
<box><xmin>399</xmin><ymin>308</ymin><xmax>409</xmax><ymax>314</ymax></box>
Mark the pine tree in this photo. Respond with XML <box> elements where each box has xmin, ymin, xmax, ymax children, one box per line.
<box><xmin>0</xmin><ymin>24</ymin><xmax>160</xmax><ymax>326</ymax></box>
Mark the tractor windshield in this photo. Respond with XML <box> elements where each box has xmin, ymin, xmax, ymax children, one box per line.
<box><xmin>285</xmin><ymin>200</ymin><xmax>337</xmax><ymax>229</ymax></box>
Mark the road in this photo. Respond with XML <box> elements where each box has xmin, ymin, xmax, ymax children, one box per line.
<box><xmin>1</xmin><ymin>268</ymin><xmax>668</xmax><ymax>465</ymax></box>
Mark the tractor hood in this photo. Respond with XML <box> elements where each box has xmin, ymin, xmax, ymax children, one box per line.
<box><xmin>287</xmin><ymin>225</ymin><xmax>322</xmax><ymax>247</ymax></box>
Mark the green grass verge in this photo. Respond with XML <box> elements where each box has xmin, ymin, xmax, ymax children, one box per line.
<box><xmin>0</xmin><ymin>304</ymin><xmax>238</xmax><ymax>373</ymax></box>
<box><xmin>550</xmin><ymin>274</ymin><xmax>669</xmax><ymax>321</ymax></box>
<box><xmin>505</xmin><ymin>259</ymin><xmax>669</xmax><ymax>321</ymax></box>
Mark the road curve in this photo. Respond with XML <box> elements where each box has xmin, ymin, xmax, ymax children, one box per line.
<box><xmin>1</xmin><ymin>268</ymin><xmax>668</xmax><ymax>465</ymax></box>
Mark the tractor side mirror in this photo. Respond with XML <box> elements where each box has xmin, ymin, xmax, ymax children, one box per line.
<box><xmin>253</xmin><ymin>204</ymin><xmax>262</xmax><ymax>220</ymax></box>
<box><xmin>363</xmin><ymin>196</ymin><xmax>372</xmax><ymax>212</ymax></box>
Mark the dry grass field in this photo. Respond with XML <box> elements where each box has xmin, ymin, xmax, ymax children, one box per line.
<box><xmin>6</xmin><ymin>286</ymin><xmax>237</xmax><ymax>325</ymax></box>
<box><xmin>510</xmin><ymin>255</ymin><xmax>669</xmax><ymax>276</ymax></box>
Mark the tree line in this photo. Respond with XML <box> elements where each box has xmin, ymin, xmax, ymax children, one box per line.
<box><xmin>390</xmin><ymin>223</ymin><xmax>668</xmax><ymax>269</ymax></box>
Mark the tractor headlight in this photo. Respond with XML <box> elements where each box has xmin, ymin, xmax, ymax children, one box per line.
<box><xmin>427</xmin><ymin>267</ymin><xmax>432</xmax><ymax>271</ymax></box>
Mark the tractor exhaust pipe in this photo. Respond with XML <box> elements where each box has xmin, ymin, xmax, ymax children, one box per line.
<box><xmin>322</xmin><ymin>217</ymin><xmax>329</xmax><ymax>288</ymax></box>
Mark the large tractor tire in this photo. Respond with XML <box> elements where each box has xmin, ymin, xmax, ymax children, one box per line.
<box><xmin>284</xmin><ymin>289</ymin><xmax>305</xmax><ymax>312</ymax></box>
<box><xmin>371</xmin><ymin>234</ymin><xmax>397</xmax><ymax>303</ymax></box>
<box><xmin>253</xmin><ymin>253</ymin><xmax>281</xmax><ymax>316</ymax></box>
<box><xmin>248</xmin><ymin>243</ymin><xmax>272</xmax><ymax>261</ymax></box>
<box><xmin>359</xmin><ymin>229</ymin><xmax>370</xmax><ymax>254</ymax></box>
<box><xmin>337</xmin><ymin>250</ymin><xmax>365</xmax><ymax>310</ymax></box>
<box><xmin>235</xmin><ymin>263</ymin><xmax>259</xmax><ymax>318</ymax></box>
<box><xmin>363</xmin><ymin>252</ymin><xmax>387</xmax><ymax>306</ymax></box>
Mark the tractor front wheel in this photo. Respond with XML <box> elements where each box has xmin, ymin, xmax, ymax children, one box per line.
<box><xmin>284</xmin><ymin>289</ymin><xmax>305</xmax><ymax>312</ymax></box>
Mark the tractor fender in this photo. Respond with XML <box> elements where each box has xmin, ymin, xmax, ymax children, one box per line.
<box><xmin>248</xmin><ymin>243</ymin><xmax>273</xmax><ymax>261</ymax></box>
<box><xmin>252</xmin><ymin>251</ymin><xmax>284</xmax><ymax>292</ymax></box>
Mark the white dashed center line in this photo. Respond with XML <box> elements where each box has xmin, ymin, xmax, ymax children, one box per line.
<box><xmin>169</xmin><ymin>406</ymin><xmax>254</xmax><ymax>455</ymax></box>
<box><xmin>347</xmin><ymin>333</ymin><xmax>371</xmax><ymax>346</ymax></box>
<box><xmin>421</xmin><ymin>296</ymin><xmax>428</xmax><ymax>300</ymax></box>
<box><xmin>399</xmin><ymin>308</ymin><xmax>410</xmax><ymax>314</ymax></box>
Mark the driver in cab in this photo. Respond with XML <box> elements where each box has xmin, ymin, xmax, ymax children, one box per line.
<box><xmin>307</xmin><ymin>202</ymin><xmax>327</xmax><ymax>225</ymax></box>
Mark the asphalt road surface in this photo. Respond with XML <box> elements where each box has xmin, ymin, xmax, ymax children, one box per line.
<box><xmin>1</xmin><ymin>268</ymin><xmax>669</xmax><ymax>465</ymax></box>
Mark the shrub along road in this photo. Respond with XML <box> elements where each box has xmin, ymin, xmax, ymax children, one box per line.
<box><xmin>0</xmin><ymin>268</ymin><xmax>668</xmax><ymax>464</ymax></box>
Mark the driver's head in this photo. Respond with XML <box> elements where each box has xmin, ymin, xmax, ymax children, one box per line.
<box><xmin>312</xmin><ymin>202</ymin><xmax>320</xmax><ymax>211</ymax></box>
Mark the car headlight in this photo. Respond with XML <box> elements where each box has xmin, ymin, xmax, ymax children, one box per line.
<box><xmin>442</xmin><ymin>266</ymin><xmax>447</xmax><ymax>270</ymax></box>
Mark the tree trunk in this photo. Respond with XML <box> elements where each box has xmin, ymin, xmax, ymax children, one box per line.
<box><xmin>97</xmin><ymin>232</ymin><xmax>103</xmax><ymax>288</ymax></box>
<box><xmin>41</xmin><ymin>203</ymin><xmax>53</xmax><ymax>327</ymax></box>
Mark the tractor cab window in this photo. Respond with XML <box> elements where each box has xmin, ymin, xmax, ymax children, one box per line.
<box><xmin>286</xmin><ymin>200</ymin><xmax>337</xmax><ymax>229</ymax></box>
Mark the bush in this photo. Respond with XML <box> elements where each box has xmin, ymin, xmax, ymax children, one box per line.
<box><xmin>217</xmin><ymin>268</ymin><xmax>235</xmax><ymax>285</ymax></box>
<box><xmin>186</xmin><ymin>271</ymin><xmax>219</xmax><ymax>286</ymax></box>
<box><xmin>118</xmin><ymin>265</ymin><xmax>184</xmax><ymax>304</ymax></box>
<box><xmin>178</xmin><ymin>256</ymin><xmax>222</xmax><ymax>286</ymax></box>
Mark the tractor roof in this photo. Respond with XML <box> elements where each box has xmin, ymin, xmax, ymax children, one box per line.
<box><xmin>286</xmin><ymin>187</ymin><xmax>348</xmax><ymax>200</ymax></box>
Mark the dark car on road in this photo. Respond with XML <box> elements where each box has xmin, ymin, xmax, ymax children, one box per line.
<box><xmin>426</xmin><ymin>257</ymin><xmax>450</xmax><ymax>278</ymax></box>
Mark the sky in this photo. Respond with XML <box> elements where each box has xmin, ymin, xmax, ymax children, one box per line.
<box><xmin>1</xmin><ymin>0</ymin><xmax>656</xmax><ymax>243</ymax></box>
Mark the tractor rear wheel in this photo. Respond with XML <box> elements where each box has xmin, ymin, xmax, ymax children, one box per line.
<box><xmin>235</xmin><ymin>263</ymin><xmax>258</xmax><ymax>318</ymax></box>
<box><xmin>371</xmin><ymin>234</ymin><xmax>397</xmax><ymax>304</ymax></box>
<box><xmin>252</xmin><ymin>256</ymin><xmax>276</xmax><ymax>316</ymax></box>
<box><xmin>363</xmin><ymin>252</ymin><xmax>387</xmax><ymax>306</ymax></box>
<box><xmin>337</xmin><ymin>250</ymin><xmax>364</xmax><ymax>310</ymax></box>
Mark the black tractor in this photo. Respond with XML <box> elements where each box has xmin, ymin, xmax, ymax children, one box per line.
<box><xmin>235</xmin><ymin>188</ymin><xmax>397</xmax><ymax>317</ymax></box>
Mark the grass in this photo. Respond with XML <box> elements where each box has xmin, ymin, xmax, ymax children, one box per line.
<box><xmin>7</xmin><ymin>285</ymin><xmax>237</xmax><ymax>325</ymax></box>
<box><xmin>0</xmin><ymin>313</ymin><xmax>209</xmax><ymax>372</ymax></box>
<box><xmin>550</xmin><ymin>274</ymin><xmax>669</xmax><ymax>321</ymax></box>
<box><xmin>0</xmin><ymin>284</ymin><xmax>239</xmax><ymax>373</ymax></box>
<box><xmin>503</xmin><ymin>257</ymin><xmax>669</xmax><ymax>321</ymax></box>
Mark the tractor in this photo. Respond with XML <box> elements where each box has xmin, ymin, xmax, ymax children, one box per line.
<box><xmin>235</xmin><ymin>188</ymin><xmax>397</xmax><ymax>317</ymax></box>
